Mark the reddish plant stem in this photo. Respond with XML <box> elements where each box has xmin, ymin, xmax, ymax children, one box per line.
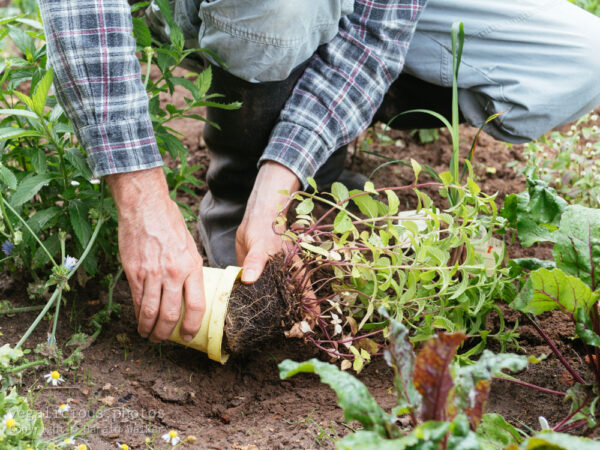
<box><xmin>305</xmin><ymin>335</ymin><xmax>354</xmax><ymax>358</ymax></box>
<box><xmin>528</xmin><ymin>317</ymin><xmax>586</xmax><ymax>385</ymax></box>
<box><xmin>491</xmin><ymin>377</ymin><xmax>566</xmax><ymax>396</ymax></box>
<box><xmin>315</xmin><ymin>329</ymin><xmax>384</xmax><ymax>345</ymax></box>
<box><xmin>553</xmin><ymin>396</ymin><xmax>589</xmax><ymax>432</ymax></box>
<box><xmin>556</xmin><ymin>419</ymin><xmax>588</xmax><ymax>433</ymax></box>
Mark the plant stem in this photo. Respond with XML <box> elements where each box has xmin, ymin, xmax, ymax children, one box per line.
<box><xmin>0</xmin><ymin>191</ymin><xmax>15</xmax><ymax>237</ymax></box>
<box><xmin>107</xmin><ymin>266</ymin><xmax>123</xmax><ymax>313</ymax></box>
<box><xmin>528</xmin><ymin>317</ymin><xmax>586</xmax><ymax>385</ymax></box>
<box><xmin>2</xmin><ymin>198</ymin><xmax>57</xmax><ymax>267</ymax></box>
<box><xmin>1</xmin><ymin>305</ymin><xmax>45</xmax><ymax>314</ymax></box>
<box><xmin>15</xmin><ymin>288</ymin><xmax>62</xmax><ymax>349</ymax></box>
<box><xmin>5</xmin><ymin>358</ymin><xmax>49</xmax><ymax>373</ymax></box>
<box><xmin>51</xmin><ymin>290</ymin><xmax>62</xmax><ymax>343</ymax></box>
<box><xmin>492</xmin><ymin>377</ymin><xmax>566</xmax><ymax>396</ymax></box>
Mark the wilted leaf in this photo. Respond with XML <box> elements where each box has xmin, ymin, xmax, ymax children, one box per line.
<box><xmin>413</xmin><ymin>332</ymin><xmax>465</xmax><ymax>422</ymax></box>
<box><xmin>279</xmin><ymin>359</ymin><xmax>393</xmax><ymax>437</ymax></box>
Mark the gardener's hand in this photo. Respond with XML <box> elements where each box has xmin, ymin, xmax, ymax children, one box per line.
<box><xmin>236</xmin><ymin>161</ymin><xmax>300</xmax><ymax>283</ymax></box>
<box><xmin>106</xmin><ymin>167</ymin><xmax>205</xmax><ymax>343</ymax></box>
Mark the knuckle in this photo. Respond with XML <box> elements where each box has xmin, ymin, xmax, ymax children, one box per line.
<box><xmin>141</xmin><ymin>304</ymin><xmax>159</xmax><ymax>320</ymax></box>
<box><xmin>186</xmin><ymin>298</ymin><xmax>205</xmax><ymax>313</ymax></box>
<box><xmin>162</xmin><ymin>308</ymin><xmax>181</xmax><ymax>324</ymax></box>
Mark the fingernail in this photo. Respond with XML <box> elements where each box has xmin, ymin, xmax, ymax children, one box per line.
<box><xmin>182</xmin><ymin>334</ymin><xmax>193</xmax><ymax>342</ymax></box>
<box><xmin>243</xmin><ymin>269</ymin><xmax>258</xmax><ymax>283</ymax></box>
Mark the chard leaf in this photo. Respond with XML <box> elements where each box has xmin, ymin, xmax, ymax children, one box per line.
<box><xmin>501</xmin><ymin>177</ymin><xmax>567</xmax><ymax>247</ymax></box>
<box><xmin>380</xmin><ymin>308</ymin><xmax>421</xmax><ymax>418</ymax></box>
<box><xmin>278</xmin><ymin>359</ymin><xmax>392</xmax><ymax>437</ymax></box>
<box><xmin>413</xmin><ymin>332</ymin><xmax>465</xmax><ymax>422</ymax></box>
<box><xmin>521</xmin><ymin>431</ymin><xmax>600</xmax><ymax>449</ymax></box>
<box><xmin>453</xmin><ymin>351</ymin><xmax>528</xmax><ymax>428</ymax></box>
<box><xmin>336</xmin><ymin>431</ymin><xmax>412</xmax><ymax>450</ymax></box>
<box><xmin>511</xmin><ymin>268</ymin><xmax>598</xmax><ymax>316</ymax></box>
<box><xmin>476</xmin><ymin>413</ymin><xmax>523</xmax><ymax>448</ymax></box>
<box><xmin>553</xmin><ymin>205</ymin><xmax>600</xmax><ymax>291</ymax></box>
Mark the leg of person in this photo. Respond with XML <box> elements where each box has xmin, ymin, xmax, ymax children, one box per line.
<box><xmin>196</xmin><ymin>0</ymin><xmax>356</xmax><ymax>267</ymax></box>
<box><xmin>395</xmin><ymin>0</ymin><xmax>600</xmax><ymax>143</ymax></box>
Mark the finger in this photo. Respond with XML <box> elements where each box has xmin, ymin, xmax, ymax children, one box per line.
<box><xmin>138</xmin><ymin>276</ymin><xmax>162</xmax><ymax>338</ymax></box>
<box><xmin>235</xmin><ymin>228</ymin><xmax>248</xmax><ymax>268</ymax></box>
<box><xmin>241</xmin><ymin>245</ymin><xmax>269</xmax><ymax>284</ymax></box>
<box><xmin>150</xmin><ymin>283</ymin><xmax>183</xmax><ymax>342</ymax></box>
<box><xmin>180</xmin><ymin>267</ymin><xmax>206</xmax><ymax>342</ymax></box>
<box><xmin>124</xmin><ymin>269</ymin><xmax>143</xmax><ymax>321</ymax></box>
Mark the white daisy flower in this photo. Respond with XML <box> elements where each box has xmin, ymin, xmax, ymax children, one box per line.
<box><xmin>44</xmin><ymin>370</ymin><xmax>64</xmax><ymax>386</ymax></box>
<box><xmin>57</xmin><ymin>403</ymin><xmax>70</xmax><ymax>416</ymax></box>
<box><xmin>76</xmin><ymin>444</ymin><xmax>88</xmax><ymax>450</ymax></box>
<box><xmin>161</xmin><ymin>429</ymin><xmax>181</xmax><ymax>446</ymax></box>
<box><xmin>2</xmin><ymin>412</ymin><xmax>17</xmax><ymax>431</ymax></box>
<box><xmin>59</xmin><ymin>437</ymin><xmax>75</xmax><ymax>447</ymax></box>
<box><xmin>116</xmin><ymin>443</ymin><xmax>130</xmax><ymax>450</ymax></box>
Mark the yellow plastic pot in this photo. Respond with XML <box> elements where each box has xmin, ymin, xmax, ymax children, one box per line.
<box><xmin>168</xmin><ymin>266</ymin><xmax>242</xmax><ymax>364</ymax></box>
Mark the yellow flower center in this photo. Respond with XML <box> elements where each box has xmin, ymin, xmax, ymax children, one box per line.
<box><xmin>51</xmin><ymin>371</ymin><xmax>60</xmax><ymax>380</ymax></box>
<box><xmin>5</xmin><ymin>418</ymin><xmax>16</xmax><ymax>428</ymax></box>
<box><xmin>120</xmin><ymin>445</ymin><xmax>129</xmax><ymax>450</ymax></box>
<box><xmin>77</xmin><ymin>445</ymin><xmax>87</xmax><ymax>450</ymax></box>
<box><xmin>64</xmin><ymin>438</ymin><xmax>72</xmax><ymax>444</ymax></box>
<box><xmin>59</xmin><ymin>404</ymin><xmax>67</xmax><ymax>410</ymax></box>
<box><xmin>169</xmin><ymin>430</ymin><xmax>178</xmax><ymax>439</ymax></box>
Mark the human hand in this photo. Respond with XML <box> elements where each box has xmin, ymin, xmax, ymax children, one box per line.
<box><xmin>106</xmin><ymin>167</ymin><xmax>205</xmax><ymax>343</ymax></box>
<box><xmin>236</xmin><ymin>161</ymin><xmax>300</xmax><ymax>283</ymax></box>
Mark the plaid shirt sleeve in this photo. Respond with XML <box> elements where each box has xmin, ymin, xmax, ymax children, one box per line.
<box><xmin>38</xmin><ymin>0</ymin><xmax>162</xmax><ymax>178</ymax></box>
<box><xmin>260</xmin><ymin>0</ymin><xmax>428</xmax><ymax>188</ymax></box>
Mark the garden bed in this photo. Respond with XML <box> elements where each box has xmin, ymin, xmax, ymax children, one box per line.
<box><xmin>2</xmin><ymin>102</ymin><xmax>595</xmax><ymax>447</ymax></box>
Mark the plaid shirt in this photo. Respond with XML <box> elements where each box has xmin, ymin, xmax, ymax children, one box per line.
<box><xmin>38</xmin><ymin>0</ymin><xmax>427</xmax><ymax>184</ymax></box>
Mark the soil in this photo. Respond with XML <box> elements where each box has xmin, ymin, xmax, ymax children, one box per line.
<box><xmin>1</xmin><ymin>62</ymin><xmax>599</xmax><ymax>448</ymax></box>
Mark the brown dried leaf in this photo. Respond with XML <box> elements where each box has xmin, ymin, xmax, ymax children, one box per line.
<box><xmin>413</xmin><ymin>332</ymin><xmax>465</xmax><ymax>422</ymax></box>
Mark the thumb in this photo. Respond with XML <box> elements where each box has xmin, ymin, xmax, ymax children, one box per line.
<box><xmin>241</xmin><ymin>246</ymin><xmax>269</xmax><ymax>284</ymax></box>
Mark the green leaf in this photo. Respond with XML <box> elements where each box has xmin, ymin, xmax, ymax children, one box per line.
<box><xmin>386</xmin><ymin>189</ymin><xmax>399</xmax><ymax>216</ymax></box>
<box><xmin>195</xmin><ymin>66</ymin><xmax>212</xmax><ymax>96</ymax></box>
<box><xmin>132</xmin><ymin>17</ymin><xmax>152</xmax><ymax>47</ymax></box>
<box><xmin>69</xmin><ymin>200</ymin><xmax>92</xmax><ymax>248</ymax></box>
<box><xmin>553</xmin><ymin>204</ymin><xmax>600</xmax><ymax>290</ymax></box>
<box><xmin>521</xmin><ymin>431</ymin><xmax>600</xmax><ymax>449</ymax></box>
<box><xmin>8</xmin><ymin>25</ymin><xmax>36</xmax><ymax>59</ymax></box>
<box><xmin>279</xmin><ymin>359</ymin><xmax>392</xmax><ymax>436</ymax></box>
<box><xmin>501</xmin><ymin>177</ymin><xmax>567</xmax><ymax>247</ymax></box>
<box><xmin>9</xmin><ymin>173</ymin><xmax>54</xmax><ymax>207</ymax></box>
<box><xmin>0</xmin><ymin>127</ymin><xmax>41</xmax><ymax>141</ymax></box>
<box><xmin>331</xmin><ymin>181</ymin><xmax>349</xmax><ymax>203</ymax></box>
<box><xmin>0</xmin><ymin>108</ymin><xmax>38</xmax><ymax>120</ymax></box>
<box><xmin>336</xmin><ymin>431</ymin><xmax>411</xmax><ymax>450</ymax></box>
<box><xmin>31</xmin><ymin>148</ymin><xmax>47</xmax><ymax>173</ymax></box>
<box><xmin>476</xmin><ymin>413</ymin><xmax>523</xmax><ymax>449</ymax></box>
<box><xmin>64</xmin><ymin>148</ymin><xmax>93</xmax><ymax>180</ymax></box>
<box><xmin>574</xmin><ymin>308</ymin><xmax>600</xmax><ymax>348</ymax></box>
<box><xmin>0</xmin><ymin>166</ymin><xmax>17</xmax><ymax>190</ymax></box>
<box><xmin>411</xmin><ymin>158</ymin><xmax>422</xmax><ymax>181</ymax></box>
<box><xmin>509</xmin><ymin>258</ymin><xmax>556</xmax><ymax>272</ymax></box>
<box><xmin>295</xmin><ymin>198</ymin><xmax>314</xmax><ymax>215</ymax></box>
<box><xmin>352</xmin><ymin>193</ymin><xmax>378</xmax><ymax>218</ymax></box>
<box><xmin>333</xmin><ymin>210</ymin><xmax>353</xmax><ymax>234</ymax></box>
<box><xmin>512</xmin><ymin>268</ymin><xmax>598</xmax><ymax>315</ymax></box>
<box><xmin>32</xmin><ymin>68</ymin><xmax>53</xmax><ymax>116</ymax></box>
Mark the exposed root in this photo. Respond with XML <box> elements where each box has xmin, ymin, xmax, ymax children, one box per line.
<box><xmin>224</xmin><ymin>255</ymin><xmax>297</xmax><ymax>354</ymax></box>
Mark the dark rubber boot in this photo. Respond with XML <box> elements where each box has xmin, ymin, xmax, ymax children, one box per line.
<box><xmin>373</xmin><ymin>73</ymin><xmax>464</xmax><ymax>129</ymax></box>
<box><xmin>199</xmin><ymin>64</ymin><xmax>310</xmax><ymax>267</ymax></box>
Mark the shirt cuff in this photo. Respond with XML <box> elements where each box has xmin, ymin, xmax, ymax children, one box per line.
<box><xmin>77</xmin><ymin>117</ymin><xmax>163</xmax><ymax>178</ymax></box>
<box><xmin>259</xmin><ymin>121</ymin><xmax>330</xmax><ymax>189</ymax></box>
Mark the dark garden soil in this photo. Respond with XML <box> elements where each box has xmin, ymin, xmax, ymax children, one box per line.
<box><xmin>1</xmin><ymin>67</ymin><xmax>598</xmax><ymax>448</ymax></box>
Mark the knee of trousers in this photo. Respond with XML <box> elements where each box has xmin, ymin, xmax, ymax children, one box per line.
<box><xmin>197</xmin><ymin>0</ymin><xmax>353</xmax><ymax>82</ymax></box>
